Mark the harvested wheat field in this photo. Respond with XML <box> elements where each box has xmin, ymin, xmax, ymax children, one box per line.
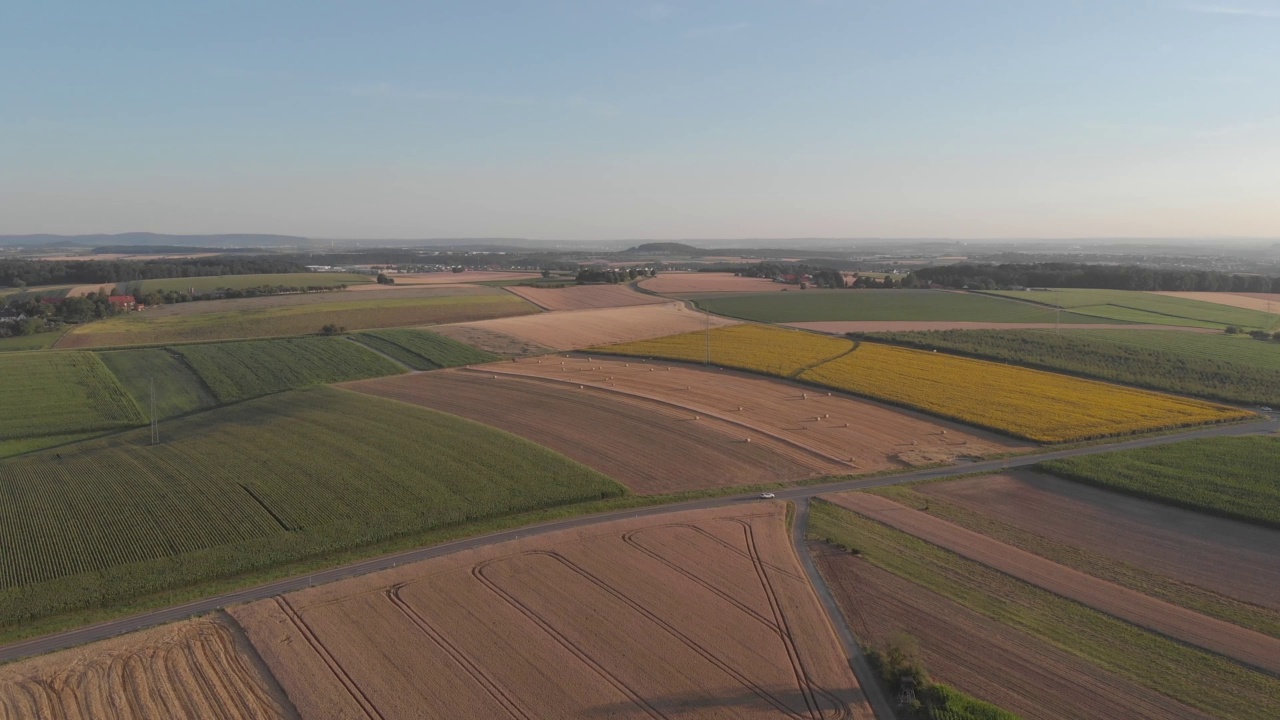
<box><xmin>344</xmin><ymin>370</ymin><xmax>835</xmax><ymax>492</ymax></box>
<box><xmin>1152</xmin><ymin>291</ymin><xmax>1280</xmax><ymax>313</ymax></box>
<box><xmin>811</xmin><ymin>543</ymin><xmax>1213</xmax><ymax>720</ymax></box>
<box><xmin>0</xmin><ymin>615</ymin><xmax>293</xmax><ymax>720</ymax></box>
<box><xmin>504</xmin><ymin>283</ymin><xmax>667</xmax><ymax>310</ymax></box>
<box><xmin>825</xmin><ymin>491</ymin><xmax>1280</xmax><ymax>674</ymax></box>
<box><xmin>919</xmin><ymin>471</ymin><xmax>1280</xmax><ymax>610</ymax></box>
<box><xmin>787</xmin><ymin>321</ymin><xmax>1213</xmax><ymax>333</ymax></box>
<box><xmin>641</xmin><ymin>272</ymin><xmax>790</xmax><ymax>294</ymax></box>
<box><xmin>231</xmin><ymin>504</ymin><xmax>872</xmax><ymax>719</ymax></box>
<box><xmin>435</xmin><ymin>302</ymin><xmax>739</xmax><ymax>352</ymax></box>
<box><xmin>491</xmin><ymin>355</ymin><xmax>1019</xmax><ymax>471</ymax></box>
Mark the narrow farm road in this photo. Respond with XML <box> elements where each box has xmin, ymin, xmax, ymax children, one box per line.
<box><xmin>2</xmin><ymin>415</ymin><xmax>1276</xmax><ymax>668</ymax></box>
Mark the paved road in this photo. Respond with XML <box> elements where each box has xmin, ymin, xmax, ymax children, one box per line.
<box><xmin>2</xmin><ymin>414</ymin><xmax>1275</xmax><ymax>669</ymax></box>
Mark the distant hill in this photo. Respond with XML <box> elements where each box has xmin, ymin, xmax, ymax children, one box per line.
<box><xmin>0</xmin><ymin>233</ymin><xmax>312</xmax><ymax>249</ymax></box>
<box><xmin>624</xmin><ymin>242</ymin><xmax>704</xmax><ymax>255</ymax></box>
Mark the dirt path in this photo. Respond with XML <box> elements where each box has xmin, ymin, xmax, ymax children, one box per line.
<box><xmin>825</xmin><ymin>492</ymin><xmax>1280</xmax><ymax>675</ymax></box>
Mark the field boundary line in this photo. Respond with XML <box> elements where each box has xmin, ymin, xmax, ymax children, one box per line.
<box><xmin>791</xmin><ymin>499</ymin><xmax>896</xmax><ymax>720</ymax></box>
<box><xmin>465</xmin><ymin>366</ymin><xmax>856</xmax><ymax>471</ymax></box>
<box><xmin>344</xmin><ymin>335</ymin><xmax>416</xmax><ymax>373</ymax></box>
<box><xmin>471</xmin><ymin>560</ymin><xmax>670</xmax><ymax>719</ymax></box>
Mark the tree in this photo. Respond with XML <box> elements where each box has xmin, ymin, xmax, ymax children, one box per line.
<box><xmin>1249</xmin><ymin>330</ymin><xmax>1270</xmax><ymax>340</ymax></box>
<box><xmin>541</xmin><ymin>270</ymin><xmax>553</xmax><ymax>278</ymax></box>
<box><xmin>319</xmin><ymin>324</ymin><xmax>345</xmax><ymax>335</ymax></box>
<box><xmin>375</xmin><ymin>273</ymin><xmax>395</xmax><ymax>285</ymax></box>
<box><xmin>1225</xmin><ymin>325</ymin><xmax>1241</xmax><ymax>335</ymax></box>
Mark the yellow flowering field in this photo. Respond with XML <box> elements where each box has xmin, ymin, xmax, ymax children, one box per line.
<box><xmin>800</xmin><ymin>343</ymin><xmax>1253</xmax><ymax>443</ymax></box>
<box><xmin>593</xmin><ymin>323</ymin><xmax>852</xmax><ymax>377</ymax></box>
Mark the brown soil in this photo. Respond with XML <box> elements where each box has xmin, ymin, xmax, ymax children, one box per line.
<box><xmin>787</xmin><ymin>321</ymin><xmax>1218</xmax><ymax>333</ymax></box>
<box><xmin>231</xmin><ymin>504</ymin><xmax>873</xmax><ymax>719</ymax></box>
<box><xmin>825</xmin><ymin>492</ymin><xmax>1280</xmax><ymax>675</ymax></box>
<box><xmin>343</xmin><ymin>370</ymin><xmax>836</xmax><ymax>493</ymax></box>
<box><xmin>435</xmin><ymin>302</ymin><xmax>739</xmax><ymax>351</ymax></box>
<box><xmin>503</xmin><ymin>284</ymin><xmax>667</xmax><ymax>311</ymax></box>
<box><xmin>640</xmin><ymin>273</ymin><xmax>793</xmax><ymax>294</ymax></box>
<box><xmin>812</xmin><ymin>544</ymin><xmax>1213</xmax><ymax>720</ymax></box>
<box><xmin>1151</xmin><ymin>291</ymin><xmax>1280</xmax><ymax>313</ymax></box>
<box><xmin>489</xmin><ymin>355</ymin><xmax>1019</xmax><ymax>473</ymax></box>
<box><xmin>920</xmin><ymin>471</ymin><xmax>1280</xmax><ymax>610</ymax></box>
<box><xmin>0</xmin><ymin>615</ymin><xmax>294</xmax><ymax>719</ymax></box>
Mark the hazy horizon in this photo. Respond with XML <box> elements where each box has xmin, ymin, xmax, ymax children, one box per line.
<box><xmin>3</xmin><ymin>1</ymin><xmax>1277</xmax><ymax>239</ymax></box>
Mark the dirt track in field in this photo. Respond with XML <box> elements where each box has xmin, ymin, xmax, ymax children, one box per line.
<box><xmin>490</xmin><ymin>355</ymin><xmax>1019</xmax><ymax>472</ymax></box>
<box><xmin>504</xmin><ymin>283</ymin><xmax>667</xmax><ymax>310</ymax></box>
<box><xmin>825</xmin><ymin>492</ymin><xmax>1280</xmax><ymax>674</ymax></box>
<box><xmin>786</xmin><ymin>321</ymin><xmax>1217</xmax><ymax>333</ymax></box>
<box><xmin>641</xmin><ymin>273</ymin><xmax>790</xmax><ymax>294</ymax></box>
<box><xmin>435</xmin><ymin>302</ymin><xmax>739</xmax><ymax>352</ymax></box>
<box><xmin>0</xmin><ymin>615</ymin><xmax>294</xmax><ymax>719</ymax></box>
<box><xmin>920</xmin><ymin>471</ymin><xmax>1280</xmax><ymax>610</ymax></box>
<box><xmin>1151</xmin><ymin>291</ymin><xmax>1280</xmax><ymax>313</ymax></box>
<box><xmin>811</xmin><ymin>544</ymin><xmax>1213</xmax><ymax>720</ymax></box>
<box><xmin>344</xmin><ymin>370</ymin><xmax>836</xmax><ymax>493</ymax></box>
<box><xmin>231</xmin><ymin>503</ymin><xmax>873</xmax><ymax>719</ymax></box>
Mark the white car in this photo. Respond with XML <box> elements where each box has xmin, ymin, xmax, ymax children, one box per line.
<box><xmin>759</xmin><ymin>492</ymin><xmax>776</xmax><ymax>499</ymax></box>
<box><xmin>1261</xmin><ymin>406</ymin><xmax>1274</xmax><ymax>412</ymax></box>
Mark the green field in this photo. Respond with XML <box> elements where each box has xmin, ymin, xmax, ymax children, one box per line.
<box><xmin>0</xmin><ymin>330</ymin><xmax>65</xmax><ymax>352</ymax></box>
<box><xmin>810</xmin><ymin>500</ymin><xmax>1280</xmax><ymax>720</ymax></box>
<box><xmin>981</xmin><ymin>289</ymin><xmax>1278</xmax><ymax>330</ymax></box>
<box><xmin>855</xmin><ymin>329</ymin><xmax>1280</xmax><ymax>406</ymax></box>
<box><xmin>0</xmin><ymin>387</ymin><xmax>625</xmax><ymax>626</ymax></box>
<box><xmin>122</xmin><ymin>272</ymin><xmax>373</xmax><ymax>295</ymax></box>
<box><xmin>0</xmin><ymin>432</ymin><xmax>108</xmax><ymax>460</ymax></box>
<box><xmin>97</xmin><ymin>348</ymin><xmax>218</xmax><ymax>418</ymax></box>
<box><xmin>353</xmin><ymin>329</ymin><xmax>501</xmax><ymax>369</ymax></box>
<box><xmin>173</xmin><ymin>336</ymin><xmax>402</xmax><ymax>403</ymax></box>
<box><xmin>0</xmin><ymin>352</ymin><xmax>145</xmax><ymax>440</ymax></box>
<box><xmin>693</xmin><ymin>289</ymin><xmax>1106</xmax><ymax>324</ymax></box>
<box><xmin>56</xmin><ymin>291</ymin><xmax>538</xmax><ymax>348</ymax></box>
<box><xmin>1037</xmin><ymin>437</ymin><xmax>1280</xmax><ymax>528</ymax></box>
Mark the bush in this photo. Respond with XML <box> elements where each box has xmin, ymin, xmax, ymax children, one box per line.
<box><xmin>319</xmin><ymin>323</ymin><xmax>345</xmax><ymax>336</ymax></box>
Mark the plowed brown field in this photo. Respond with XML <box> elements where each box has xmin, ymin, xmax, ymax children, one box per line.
<box><xmin>343</xmin><ymin>370</ymin><xmax>836</xmax><ymax>492</ymax></box>
<box><xmin>434</xmin><ymin>302</ymin><xmax>739</xmax><ymax>352</ymax></box>
<box><xmin>231</xmin><ymin>504</ymin><xmax>873</xmax><ymax>719</ymax></box>
<box><xmin>504</xmin><ymin>283</ymin><xmax>667</xmax><ymax>310</ymax></box>
<box><xmin>812</xmin><ymin>544</ymin><xmax>1213</xmax><ymax>720</ymax></box>
<box><xmin>919</xmin><ymin>471</ymin><xmax>1280</xmax><ymax>610</ymax></box>
<box><xmin>1151</xmin><ymin>291</ymin><xmax>1280</xmax><ymax>313</ymax></box>
<box><xmin>641</xmin><ymin>273</ymin><xmax>789</xmax><ymax>294</ymax></box>
<box><xmin>0</xmin><ymin>615</ymin><xmax>293</xmax><ymax>719</ymax></box>
<box><xmin>825</xmin><ymin>492</ymin><xmax>1280</xmax><ymax>674</ymax></box>
<box><xmin>489</xmin><ymin>355</ymin><xmax>1019</xmax><ymax>471</ymax></box>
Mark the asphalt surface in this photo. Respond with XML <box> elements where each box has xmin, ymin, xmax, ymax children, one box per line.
<box><xmin>2</xmin><ymin>414</ymin><xmax>1275</xmax><ymax>674</ymax></box>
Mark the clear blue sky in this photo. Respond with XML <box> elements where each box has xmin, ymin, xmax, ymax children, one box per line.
<box><xmin>2</xmin><ymin>1</ymin><xmax>1277</xmax><ymax>240</ymax></box>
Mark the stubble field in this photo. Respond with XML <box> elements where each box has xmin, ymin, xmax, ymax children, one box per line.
<box><xmin>231</xmin><ymin>503</ymin><xmax>873</xmax><ymax>719</ymax></box>
<box><xmin>503</xmin><ymin>283</ymin><xmax>668</xmax><ymax>310</ymax></box>
<box><xmin>344</xmin><ymin>369</ymin><xmax>833</xmax><ymax>493</ymax></box>
<box><xmin>436</xmin><ymin>301</ymin><xmax>738</xmax><ymax>352</ymax></box>
<box><xmin>490</xmin><ymin>355</ymin><xmax>1021</xmax><ymax>471</ymax></box>
<box><xmin>639</xmin><ymin>272</ymin><xmax>792</xmax><ymax>294</ymax></box>
<box><xmin>0</xmin><ymin>615</ymin><xmax>292</xmax><ymax>719</ymax></box>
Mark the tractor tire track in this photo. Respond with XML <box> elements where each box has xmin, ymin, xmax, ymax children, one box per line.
<box><xmin>274</xmin><ymin>597</ymin><xmax>384</xmax><ymax>720</ymax></box>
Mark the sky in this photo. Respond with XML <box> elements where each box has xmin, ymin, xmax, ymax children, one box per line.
<box><xmin>1</xmin><ymin>1</ymin><xmax>1278</xmax><ymax>240</ymax></box>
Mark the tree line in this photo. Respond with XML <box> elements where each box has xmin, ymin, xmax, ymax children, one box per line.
<box><xmin>913</xmin><ymin>262</ymin><xmax>1279</xmax><ymax>292</ymax></box>
<box><xmin>0</xmin><ymin>256</ymin><xmax>310</xmax><ymax>288</ymax></box>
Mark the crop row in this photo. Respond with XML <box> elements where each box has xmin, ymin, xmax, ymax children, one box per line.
<box><xmin>0</xmin><ymin>351</ymin><xmax>146</xmax><ymax>440</ymax></box>
<box><xmin>1037</xmin><ymin>436</ymin><xmax>1280</xmax><ymax>528</ymax></box>
<box><xmin>849</xmin><ymin>329</ymin><xmax>1280</xmax><ymax>406</ymax></box>
<box><xmin>0</xmin><ymin>388</ymin><xmax>624</xmax><ymax>626</ymax></box>
<box><xmin>174</xmin><ymin>336</ymin><xmax>402</xmax><ymax>402</ymax></box>
<box><xmin>596</xmin><ymin>325</ymin><xmax>1251</xmax><ymax>443</ymax></box>
<box><xmin>353</xmin><ymin>328</ymin><xmax>500</xmax><ymax>370</ymax></box>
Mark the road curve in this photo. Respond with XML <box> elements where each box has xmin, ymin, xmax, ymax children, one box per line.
<box><xmin>1</xmin><ymin>415</ymin><xmax>1275</xmax><ymax>666</ymax></box>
